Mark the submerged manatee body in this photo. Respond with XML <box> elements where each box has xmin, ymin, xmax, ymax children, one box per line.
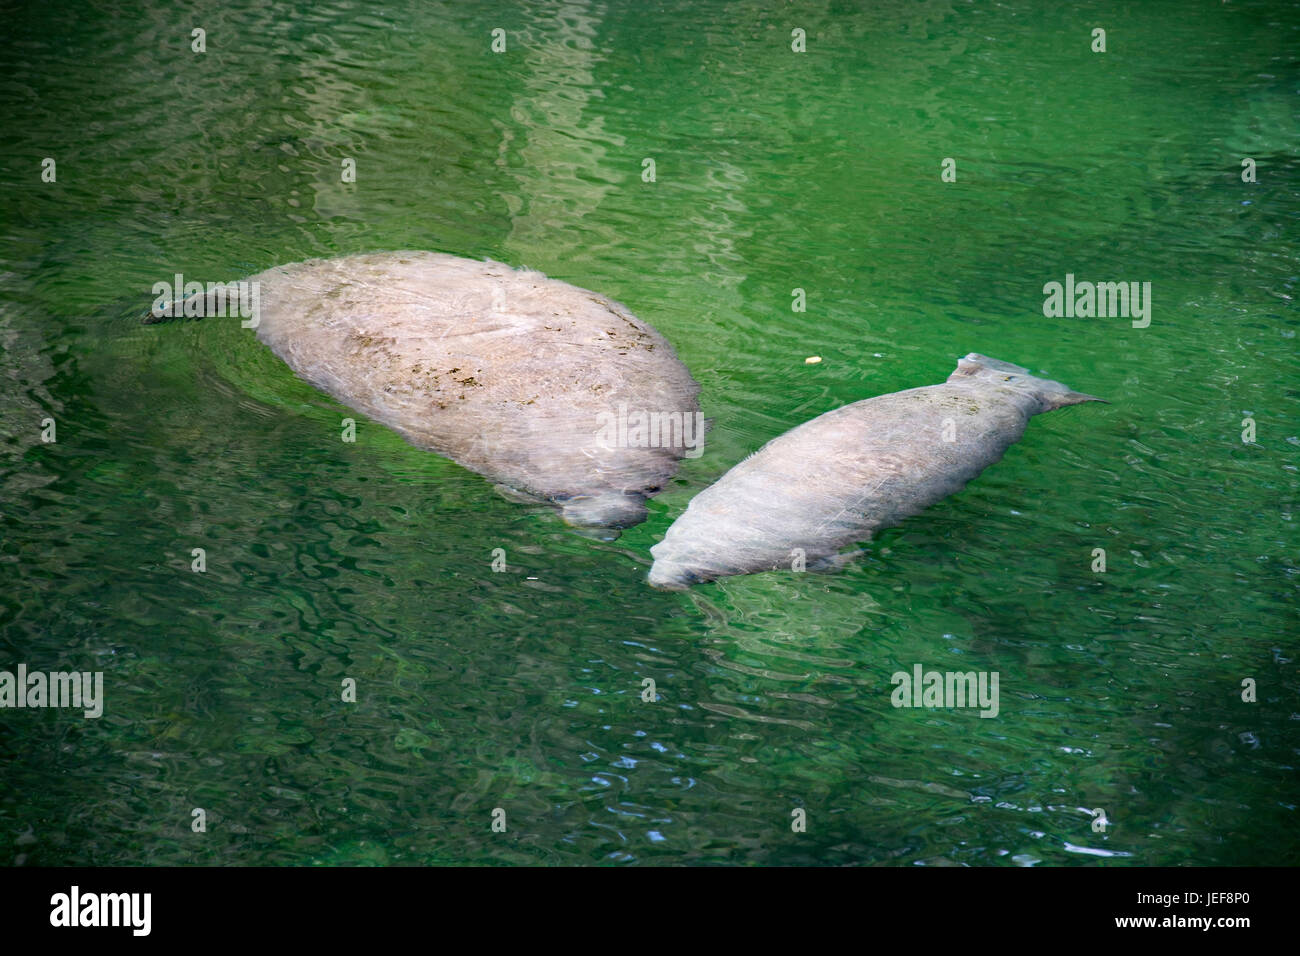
<box><xmin>648</xmin><ymin>354</ymin><xmax>1104</xmax><ymax>588</ymax></box>
<box><xmin>162</xmin><ymin>252</ymin><xmax>702</xmax><ymax>528</ymax></box>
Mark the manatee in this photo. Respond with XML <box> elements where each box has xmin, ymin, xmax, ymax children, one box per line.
<box><xmin>148</xmin><ymin>252</ymin><xmax>702</xmax><ymax>528</ymax></box>
<box><xmin>647</xmin><ymin>354</ymin><xmax>1104</xmax><ymax>588</ymax></box>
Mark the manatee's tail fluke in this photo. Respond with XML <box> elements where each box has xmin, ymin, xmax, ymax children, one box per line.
<box><xmin>950</xmin><ymin>353</ymin><xmax>1107</xmax><ymax>411</ymax></box>
<box><xmin>1055</xmin><ymin>390</ymin><xmax>1109</xmax><ymax>407</ymax></box>
<box><xmin>141</xmin><ymin>289</ymin><xmax>212</xmax><ymax>325</ymax></box>
<box><xmin>140</xmin><ymin>303</ymin><xmax>179</xmax><ymax>325</ymax></box>
<box><xmin>142</xmin><ymin>281</ymin><xmax>260</xmax><ymax>326</ymax></box>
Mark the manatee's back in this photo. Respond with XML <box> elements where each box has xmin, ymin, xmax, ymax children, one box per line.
<box><xmin>249</xmin><ymin>251</ymin><xmax>700</xmax><ymax>500</ymax></box>
<box><xmin>651</xmin><ymin>383</ymin><xmax>1028</xmax><ymax>579</ymax></box>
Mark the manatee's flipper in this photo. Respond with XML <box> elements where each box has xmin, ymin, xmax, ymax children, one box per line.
<box><xmin>492</xmin><ymin>483</ymin><xmax>548</xmax><ymax>506</ymax></box>
<box><xmin>807</xmin><ymin>549</ymin><xmax>867</xmax><ymax>573</ymax></box>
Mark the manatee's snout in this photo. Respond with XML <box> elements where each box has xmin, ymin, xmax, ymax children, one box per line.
<box><xmin>648</xmin><ymin>537</ymin><xmax>714</xmax><ymax>588</ymax></box>
<box><xmin>560</xmin><ymin>493</ymin><xmax>647</xmax><ymax>530</ymax></box>
<box><xmin>646</xmin><ymin>558</ymin><xmax>697</xmax><ymax>590</ymax></box>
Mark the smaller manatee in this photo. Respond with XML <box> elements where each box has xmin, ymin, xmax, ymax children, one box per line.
<box><xmin>648</xmin><ymin>354</ymin><xmax>1105</xmax><ymax>588</ymax></box>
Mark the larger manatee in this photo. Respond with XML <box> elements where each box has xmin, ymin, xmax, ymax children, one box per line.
<box><xmin>150</xmin><ymin>252</ymin><xmax>702</xmax><ymax>528</ymax></box>
<box><xmin>648</xmin><ymin>354</ymin><xmax>1104</xmax><ymax>588</ymax></box>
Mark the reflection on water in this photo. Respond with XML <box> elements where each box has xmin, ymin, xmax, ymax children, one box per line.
<box><xmin>0</xmin><ymin>0</ymin><xmax>1297</xmax><ymax>865</ymax></box>
<box><xmin>502</xmin><ymin>0</ymin><xmax>618</xmax><ymax>265</ymax></box>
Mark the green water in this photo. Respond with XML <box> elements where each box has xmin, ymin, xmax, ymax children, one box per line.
<box><xmin>1</xmin><ymin>0</ymin><xmax>1297</xmax><ymax>866</ymax></box>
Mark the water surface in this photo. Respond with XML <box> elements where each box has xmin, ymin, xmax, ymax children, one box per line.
<box><xmin>1</xmin><ymin>0</ymin><xmax>1297</xmax><ymax>865</ymax></box>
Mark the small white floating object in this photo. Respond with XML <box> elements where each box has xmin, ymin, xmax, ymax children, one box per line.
<box><xmin>804</xmin><ymin>356</ymin><xmax>822</xmax><ymax>365</ymax></box>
